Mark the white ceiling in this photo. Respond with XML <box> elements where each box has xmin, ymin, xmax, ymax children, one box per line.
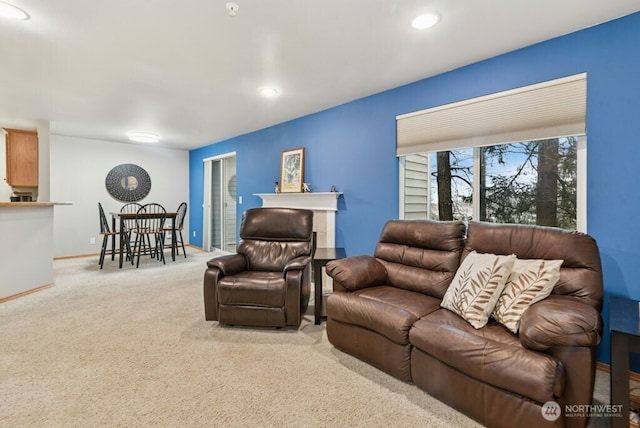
<box><xmin>1</xmin><ymin>0</ymin><xmax>639</xmax><ymax>150</ymax></box>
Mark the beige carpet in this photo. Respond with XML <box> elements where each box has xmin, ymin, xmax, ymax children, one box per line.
<box><xmin>0</xmin><ymin>248</ymin><xmax>613</xmax><ymax>427</ymax></box>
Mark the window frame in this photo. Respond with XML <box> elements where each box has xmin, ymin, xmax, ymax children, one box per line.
<box><xmin>398</xmin><ymin>136</ymin><xmax>586</xmax><ymax>232</ymax></box>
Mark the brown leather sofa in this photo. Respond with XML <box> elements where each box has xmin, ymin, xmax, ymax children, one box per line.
<box><xmin>203</xmin><ymin>207</ymin><xmax>314</xmax><ymax>328</ymax></box>
<box><xmin>326</xmin><ymin>220</ymin><xmax>603</xmax><ymax>428</ymax></box>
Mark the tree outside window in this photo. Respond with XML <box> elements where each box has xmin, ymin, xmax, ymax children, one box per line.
<box><xmin>402</xmin><ymin>137</ymin><xmax>579</xmax><ymax>230</ymax></box>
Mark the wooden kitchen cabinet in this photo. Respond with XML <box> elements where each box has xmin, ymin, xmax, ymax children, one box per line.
<box><xmin>3</xmin><ymin>128</ymin><xmax>38</xmax><ymax>187</ymax></box>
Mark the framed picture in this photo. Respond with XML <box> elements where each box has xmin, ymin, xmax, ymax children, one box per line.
<box><xmin>280</xmin><ymin>147</ymin><xmax>305</xmax><ymax>193</ymax></box>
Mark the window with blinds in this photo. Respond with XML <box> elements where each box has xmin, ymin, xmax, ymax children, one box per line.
<box><xmin>397</xmin><ymin>74</ymin><xmax>587</xmax><ymax>231</ymax></box>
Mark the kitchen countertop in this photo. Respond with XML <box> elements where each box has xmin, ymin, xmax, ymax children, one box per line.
<box><xmin>0</xmin><ymin>202</ymin><xmax>72</xmax><ymax>207</ymax></box>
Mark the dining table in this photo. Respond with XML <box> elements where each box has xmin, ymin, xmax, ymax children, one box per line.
<box><xmin>110</xmin><ymin>211</ymin><xmax>178</xmax><ymax>268</ymax></box>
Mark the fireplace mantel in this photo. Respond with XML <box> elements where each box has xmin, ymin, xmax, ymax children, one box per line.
<box><xmin>254</xmin><ymin>192</ymin><xmax>342</xmax><ymax>211</ymax></box>
<box><xmin>254</xmin><ymin>192</ymin><xmax>342</xmax><ymax>249</ymax></box>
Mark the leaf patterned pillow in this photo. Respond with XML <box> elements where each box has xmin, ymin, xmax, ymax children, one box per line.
<box><xmin>492</xmin><ymin>258</ymin><xmax>563</xmax><ymax>334</ymax></box>
<box><xmin>441</xmin><ymin>251</ymin><xmax>516</xmax><ymax>329</ymax></box>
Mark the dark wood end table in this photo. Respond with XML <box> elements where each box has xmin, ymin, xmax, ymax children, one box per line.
<box><xmin>313</xmin><ymin>247</ymin><xmax>346</xmax><ymax>325</ymax></box>
<box><xmin>610</xmin><ymin>296</ymin><xmax>640</xmax><ymax>427</ymax></box>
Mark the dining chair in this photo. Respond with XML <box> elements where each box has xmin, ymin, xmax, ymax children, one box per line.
<box><xmin>120</xmin><ymin>203</ymin><xmax>142</xmax><ymax>222</ymax></box>
<box><xmin>98</xmin><ymin>202</ymin><xmax>131</xmax><ymax>269</ymax></box>
<box><xmin>120</xmin><ymin>202</ymin><xmax>143</xmax><ymax>259</ymax></box>
<box><xmin>132</xmin><ymin>203</ymin><xmax>166</xmax><ymax>267</ymax></box>
<box><xmin>163</xmin><ymin>202</ymin><xmax>188</xmax><ymax>258</ymax></box>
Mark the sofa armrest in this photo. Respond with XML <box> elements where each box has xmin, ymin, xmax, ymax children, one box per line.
<box><xmin>206</xmin><ymin>254</ymin><xmax>247</xmax><ymax>276</ymax></box>
<box><xmin>284</xmin><ymin>255</ymin><xmax>311</xmax><ymax>273</ymax></box>
<box><xmin>326</xmin><ymin>255</ymin><xmax>387</xmax><ymax>291</ymax></box>
<box><xmin>519</xmin><ymin>295</ymin><xmax>602</xmax><ymax>351</ymax></box>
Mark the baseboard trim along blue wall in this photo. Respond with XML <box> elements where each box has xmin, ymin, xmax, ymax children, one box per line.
<box><xmin>190</xmin><ymin>12</ymin><xmax>640</xmax><ymax>366</ymax></box>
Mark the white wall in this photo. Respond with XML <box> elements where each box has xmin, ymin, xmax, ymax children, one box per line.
<box><xmin>50</xmin><ymin>135</ymin><xmax>190</xmax><ymax>258</ymax></box>
<box><xmin>0</xmin><ymin>206</ymin><xmax>54</xmax><ymax>299</ymax></box>
<box><xmin>37</xmin><ymin>120</ymin><xmax>51</xmax><ymax>201</ymax></box>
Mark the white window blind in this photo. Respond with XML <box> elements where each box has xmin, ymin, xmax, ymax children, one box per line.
<box><xmin>396</xmin><ymin>73</ymin><xmax>586</xmax><ymax>156</ymax></box>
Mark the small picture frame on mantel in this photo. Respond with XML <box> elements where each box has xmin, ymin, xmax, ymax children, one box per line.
<box><xmin>280</xmin><ymin>147</ymin><xmax>305</xmax><ymax>193</ymax></box>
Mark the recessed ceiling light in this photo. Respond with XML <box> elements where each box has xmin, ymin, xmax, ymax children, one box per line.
<box><xmin>259</xmin><ymin>87</ymin><xmax>279</xmax><ymax>98</ymax></box>
<box><xmin>0</xmin><ymin>1</ymin><xmax>29</xmax><ymax>20</ymax></box>
<box><xmin>412</xmin><ymin>12</ymin><xmax>440</xmax><ymax>30</ymax></box>
<box><xmin>127</xmin><ymin>131</ymin><xmax>160</xmax><ymax>143</ymax></box>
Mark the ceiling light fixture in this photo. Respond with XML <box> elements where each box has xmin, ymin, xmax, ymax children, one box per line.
<box><xmin>411</xmin><ymin>12</ymin><xmax>440</xmax><ymax>30</ymax></box>
<box><xmin>0</xmin><ymin>1</ymin><xmax>29</xmax><ymax>20</ymax></box>
<box><xmin>127</xmin><ymin>131</ymin><xmax>161</xmax><ymax>143</ymax></box>
<box><xmin>259</xmin><ymin>87</ymin><xmax>279</xmax><ymax>98</ymax></box>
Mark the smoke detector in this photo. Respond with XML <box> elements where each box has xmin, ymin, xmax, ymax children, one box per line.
<box><xmin>226</xmin><ymin>2</ymin><xmax>239</xmax><ymax>17</ymax></box>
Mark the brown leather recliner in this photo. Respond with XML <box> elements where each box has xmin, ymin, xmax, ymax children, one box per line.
<box><xmin>203</xmin><ymin>207</ymin><xmax>314</xmax><ymax>328</ymax></box>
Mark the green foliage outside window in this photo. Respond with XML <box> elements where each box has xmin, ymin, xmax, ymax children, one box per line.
<box><xmin>402</xmin><ymin>137</ymin><xmax>578</xmax><ymax>230</ymax></box>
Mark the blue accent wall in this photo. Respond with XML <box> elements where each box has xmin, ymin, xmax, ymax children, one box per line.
<box><xmin>190</xmin><ymin>12</ymin><xmax>640</xmax><ymax>365</ymax></box>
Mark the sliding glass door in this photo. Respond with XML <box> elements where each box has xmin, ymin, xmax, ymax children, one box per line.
<box><xmin>203</xmin><ymin>153</ymin><xmax>237</xmax><ymax>252</ymax></box>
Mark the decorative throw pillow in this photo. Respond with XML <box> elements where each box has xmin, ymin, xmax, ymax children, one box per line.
<box><xmin>492</xmin><ymin>258</ymin><xmax>563</xmax><ymax>334</ymax></box>
<box><xmin>441</xmin><ymin>251</ymin><xmax>516</xmax><ymax>329</ymax></box>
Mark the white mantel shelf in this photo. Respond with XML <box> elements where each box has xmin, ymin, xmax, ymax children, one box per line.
<box><xmin>254</xmin><ymin>192</ymin><xmax>343</xmax><ymax>211</ymax></box>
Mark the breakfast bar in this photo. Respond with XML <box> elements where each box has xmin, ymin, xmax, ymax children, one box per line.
<box><xmin>0</xmin><ymin>202</ymin><xmax>71</xmax><ymax>302</ymax></box>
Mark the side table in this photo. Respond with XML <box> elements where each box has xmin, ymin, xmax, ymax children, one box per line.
<box><xmin>312</xmin><ymin>247</ymin><xmax>346</xmax><ymax>325</ymax></box>
<box><xmin>610</xmin><ymin>296</ymin><xmax>640</xmax><ymax>428</ymax></box>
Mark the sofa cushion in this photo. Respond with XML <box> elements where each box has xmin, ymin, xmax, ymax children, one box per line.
<box><xmin>410</xmin><ymin>309</ymin><xmax>565</xmax><ymax>403</ymax></box>
<box><xmin>492</xmin><ymin>258</ymin><xmax>563</xmax><ymax>333</ymax></box>
<box><xmin>464</xmin><ymin>221</ymin><xmax>603</xmax><ymax>310</ymax></box>
<box><xmin>238</xmin><ymin>240</ymin><xmax>311</xmax><ymax>271</ymax></box>
<box><xmin>217</xmin><ymin>271</ymin><xmax>285</xmax><ymax>307</ymax></box>
<box><xmin>326</xmin><ymin>286</ymin><xmax>441</xmax><ymax>345</ymax></box>
<box><xmin>441</xmin><ymin>251</ymin><xmax>516</xmax><ymax>328</ymax></box>
<box><xmin>373</xmin><ymin>219</ymin><xmax>465</xmax><ymax>299</ymax></box>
